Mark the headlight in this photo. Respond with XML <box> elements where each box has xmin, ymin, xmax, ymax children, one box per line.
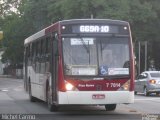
<box><xmin>65</xmin><ymin>82</ymin><xmax>74</xmax><ymax>91</ymax></box>
<box><xmin>149</xmin><ymin>79</ymin><xmax>156</xmax><ymax>84</ymax></box>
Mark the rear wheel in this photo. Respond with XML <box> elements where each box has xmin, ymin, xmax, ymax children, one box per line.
<box><xmin>105</xmin><ymin>104</ymin><xmax>117</xmax><ymax>111</ymax></box>
<box><xmin>28</xmin><ymin>81</ymin><xmax>37</xmax><ymax>102</ymax></box>
<box><xmin>144</xmin><ymin>87</ymin><xmax>149</xmax><ymax>96</ymax></box>
<box><xmin>47</xmin><ymin>86</ymin><xmax>58</xmax><ymax>112</ymax></box>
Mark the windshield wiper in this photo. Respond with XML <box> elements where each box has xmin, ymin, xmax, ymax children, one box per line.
<box><xmin>79</xmin><ymin>38</ymin><xmax>90</xmax><ymax>53</ymax></box>
<box><xmin>79</xmin><ymin>37</ymin><xmax>91</xmax><ymax>64</ymax></box>
<box><xmin>104</xmin><ymin>75</ymin><xmax>130</xmax><ymax>80</ymax></box>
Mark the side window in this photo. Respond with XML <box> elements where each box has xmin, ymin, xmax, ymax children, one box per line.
<box><xmin>138</xmin><ymin>74</ymin><xmax>143</xmax><ymax>79</ymax></box>
<box><xmin>36</xmin><ymin>41</ymin><xmax>41</xmax><ymax>57</ymax></box>
<box><xmin>32</xmin><ymin>42</ymin><xmax>36</xmax><ymax>59</ymax></box>
<box><xmin>27</xmin><ymin>45</ymin><xmax>30</xmax><ymax>58</ymax></box>
<box><xmin>24</xmin><ymin>46</ymin><xmax>27</xmax><ymax>62</ymax></box>
<box><xmin>144</xmin><ymin>73</ymin><xmax>148</xmax><ymax>78</ymax></box>
<box><xmin>32</xmin><ymin>43</ymin><xmax>36</xmax><ymax>60</ymax></box>
<box><xmin>25</xmin><ymin>46</ymin><xmax>29</xmax><ymax>62</ymax></box>
<box><xmin>46</xmin><ymin>37</ymin><xmax>50</xmax><ymax>55</ymax></box>
<box><xmin>35</xmin><ymin>42</ymin><xmax>38</xmax><ymax>57</ymax></box>
<box><xmin>38</xmin><ymin>41</ymin><xmax>41</xmax><ymax>57</ymax></box>
<box><xmin>138</xmin><ymin>73</ymin><xmax>147</xmax><ymax>79</ymax></box>
<box><xmin>40</xmin><ymin>39</ymin><xmax>43</xmax><ymax>56</ymax></box>
<box><xmin>28</xmin><ymin>43</ymin><xmax>32</xmax><ymax>59</ymax></box>
<box><xmin>26</xmin><ymin>46</ymin><xmax>29</xmax><ymax>58</ymax></box>
<box><xmin>30</xmin><ymin>43</ymin><xmax>32</xmax><ymax>58</ymax></box>
<box><xmin>45</xmin><ymin>37</ymin><xmax>51</xmax><ymax>73</ymax></box>
<box><xmin>41</xmin><ymin>39</ymin><xmax>45</xmax><ymax>56</ymax></box>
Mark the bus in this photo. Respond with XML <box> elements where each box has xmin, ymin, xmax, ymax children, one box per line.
<box><xmin>24</xmin><ymin>19</ymin><xmax>135</xmax><ymax>112</ymax></box>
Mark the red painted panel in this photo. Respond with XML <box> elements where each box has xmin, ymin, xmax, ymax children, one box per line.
<box><xmin>45</xmin><ymin>22</ymin><xmax>59</xmax><ymax>34</ymax></box>
<box><xmin>66</xmin><ymin>79</ymin><xmax>129</xmax><ymax>91</ymax></box>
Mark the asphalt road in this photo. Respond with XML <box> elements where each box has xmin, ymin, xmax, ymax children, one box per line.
<box><xmin>0</xmin><ymin>77</ymin><xmax>160</xmax><ymax>120</ymax></box>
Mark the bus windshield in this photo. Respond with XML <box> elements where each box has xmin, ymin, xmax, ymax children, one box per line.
<box><xmin>62</xmin><ymin>36</ymin><xmax>130</xmax><ymax>76</ymax></box>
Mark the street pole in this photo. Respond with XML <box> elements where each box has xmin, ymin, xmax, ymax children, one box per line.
<box><xmin>138</xmin><ymin>41</ymin><xmax>141</xmax><ymax>75</ymax></box>
<box><xmin>144</xmin><ymin>41</ymin><xmax>148</xmax><ymax>71</ymax></box>
<box><xmin>91</xmin><ymin>14</ymin><xmax>94</xmax><ymax>19</ymax></box>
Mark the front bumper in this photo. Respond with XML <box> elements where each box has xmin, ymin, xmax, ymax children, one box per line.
<box><xmin>58</xmin><ymin>91</ymin><xmax>134</xmax><ymax>105</ymax></box>
<box><xmin>148</xmin><ymin>84</ymin><xmax>160</xmax><ymax>93</ymax></box>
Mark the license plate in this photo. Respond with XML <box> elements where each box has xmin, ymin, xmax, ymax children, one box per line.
<box><xmin>92</xmin><ymin>94</ymin><xmax>105</xmax><ymax>99</ymax></box>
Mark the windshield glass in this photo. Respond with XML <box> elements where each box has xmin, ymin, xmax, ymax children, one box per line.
<box><xmin>62</xmin><ymin>37</ymin><xmax>130</xmax><ymax>76</ymax></box>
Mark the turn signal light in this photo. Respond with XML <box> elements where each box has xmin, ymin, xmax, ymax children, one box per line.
<box><xmin>149</xmin><ymin>79</ymin><xmax>156</xmax><ymax>84</ymax></box>
<box><xmin>120</xmin><ymin>81</ymin><xmax>130</xmax><ymax>91</ymax></box>
<box><xmin>123</xmin><ymin>85</ymin><xmax>129</xmax><ymax>90</ymax></box>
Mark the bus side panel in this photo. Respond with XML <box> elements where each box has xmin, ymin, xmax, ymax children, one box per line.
<box><xmin>28</xmin><ymin>66</ymin><xmax>47</xmax><ymax>101</ymax></box>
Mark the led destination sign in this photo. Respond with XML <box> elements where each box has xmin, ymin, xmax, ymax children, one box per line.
<box><xmin>61</xmin><ymin>24</ymin><xmax>129</xmax><ymax>34</ymax></box>
<box><xmin>80</xmin><ymin>25</ymin><xmax>109</xmax><ymax>33</ymax></box>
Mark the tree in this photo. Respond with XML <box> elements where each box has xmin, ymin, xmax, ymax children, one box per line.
<box><xmin>1</xmin><ymin>0</ymin><xmax>160</xmax><ymax>67</ymax></box>
<box><xmin>0</xmin><ymin>0</ymin><xmax>21</xmax><ymax>17</ymax></box>
<box><xmin>1</xmin><ymin>0</ymin><xmax>50</xmax><ymax>65</ymax></box>
<box><xmin>1</xmin><ymin>14</ymin><xmax>24</xmax><ymax>65</ymax></box>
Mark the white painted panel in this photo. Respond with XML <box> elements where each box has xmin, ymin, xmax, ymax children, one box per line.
<box><xmin>58</xmin><ymin>91</ymin><xmax>134</xmax><ymax>105</ymax></box>
<box><xmin>28</xmin><ymin>66</ymin><xmax>46</xmax><ymax>101</ymax></box>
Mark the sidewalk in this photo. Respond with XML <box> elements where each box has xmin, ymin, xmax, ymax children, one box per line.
<box><xmin>0</xmin><ymin>75</ymin><xmax>23</xmax><ymax>79</ymax></box>
<box><xmin>0</xmin><ymin>75</ymin><xmax>12</xmax><ymax>78</ymax></box>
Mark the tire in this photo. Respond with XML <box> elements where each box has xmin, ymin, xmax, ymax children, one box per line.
<box><xmin>156</xmin><ymin>93</ymin><xmax>159</xmax><ymax>96</ymax></box>
<box><xmin>144</xmin><ymin>87</ymin><xmax>149</xmax><ymax>96</ymax></box>
<box><xmin>134</xmin><ymin>91</ymin><xmax>137</xmax><ymax>95</ymax></box>
<box><xmin>47</xmin><ymin>86</ymin><xmax>58</xmax><ymax>112</ymax></box>
<box><xmin>105</xmin><ymin>104</ymin><xmax>117</xmax><ymax>111</ymax></box>
<box><xmin>28</xmin><ymin>81</ymin><xmax>37</xmax><ymax>102</ymax></box>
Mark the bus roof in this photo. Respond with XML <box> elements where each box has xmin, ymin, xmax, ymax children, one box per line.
<box><xmin>24</xmin><ymin>29</ymin><xmax>45</xmax><ymax>45</ymax></box>
<box><xmin>59</xmin><ymin>19</ymin><xmax>129</xmax><ymax>25</ymax></box>
<box><xmin>24</xmin><ymin>19</ymin><xmax>129</xmax><ymax>45</ymax></box>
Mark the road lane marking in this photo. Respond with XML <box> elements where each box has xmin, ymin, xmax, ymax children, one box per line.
<box><xmin>0</xmin><ymin>86</ymin><xmax>23</xmax><ymax>92</ymax></box>
<box><xmin>1</xmin><ymin>89</ymin><xmax>9</xmax><ymax>92</ymax></box>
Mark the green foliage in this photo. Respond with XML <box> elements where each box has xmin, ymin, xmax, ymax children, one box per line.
<box><xmin>0</xmin><ymin>0</ymin><xmax>21</xmax><ymax>17</ymax></box>
<box><xmin>1</xmin><ymin>14</ymin><xmax>25</xmax><ymax>64</ymax></box>
<box><xmin>1</xmin><ymin>0</ymin><xmax>160</xmax><ymax>65</ymax></box>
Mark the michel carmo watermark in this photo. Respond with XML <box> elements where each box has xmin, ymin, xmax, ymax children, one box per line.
<box><xmin>1</xmin><ymin>114</ymin><xmax>36</xmax><ymax>120</ymax></box>
<box><xmin>142</xmin><ymin>114</ymin><xmax>160</xmax><ymax>120</ymax></box>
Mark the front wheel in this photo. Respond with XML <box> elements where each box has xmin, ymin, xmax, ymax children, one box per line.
<box><xmin>105</xmin><ymin>104</ymin><xmax>117</xmax><ymax>111</ymax></box>
<box><xmin>28</xmin><ymin>81</ymin><xmax>37</xmax><ymax>102</ymax></box>
<box><xmin>134</xmin><ymin>91</ymin><xmax>137</xmax><ymax>95</ymax></box>
<box><xmin>48</xmin><ymin>103</ymin><xmax>58</xmax><ymax>112</ymax></box>
<box><xmin>144</xmin><ymin>87</ymin><xmax>149</xmax><ymax>96</ymax></box>
<box><xmin>156</xmin><ymin>92</ymin><xmax>160</xmax><ymax>96</ymax></box>
<box><xmin>47</xmin><ymin>86</ymin><xmax>58</xmax><ymax>112</ymax></box>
